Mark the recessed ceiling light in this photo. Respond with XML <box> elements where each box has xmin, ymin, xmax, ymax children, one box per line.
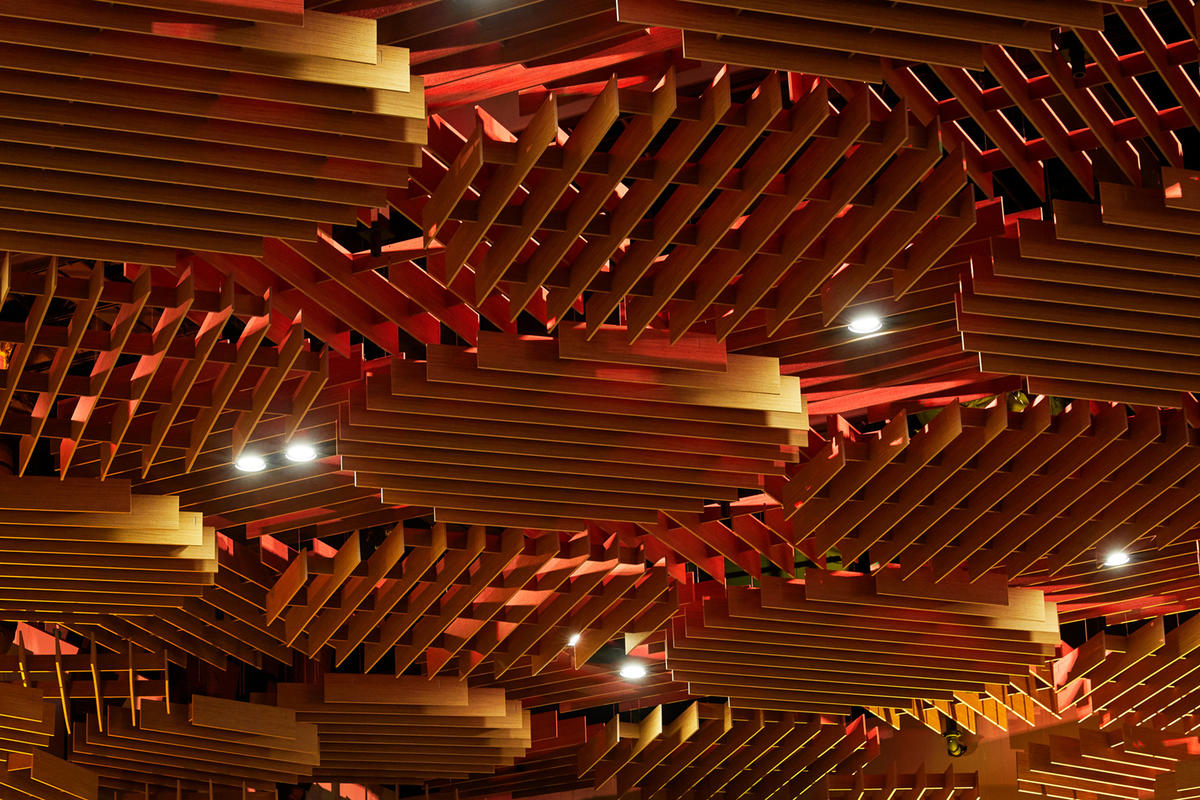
<box><xmin>567</xmin><ymin>633</ymin><xmax>580</xmax><ymax>646</ymax></box>
<box><xmin>847</xmin><ymin>313</ymin><xmax>883</xmax><ymax>334</ymax></box>
<box><xmin>618</xmin><ymin>661</ymin><xmax>647</xmax><ymax>680</ymax></box>
<box><xmin>284</xmin><ymin>442</ymin><xmax>318</xmax><ymax>463</ymax></box>
<box><xmin>234</xmin><ymin>453</ymin><xmax>266</xmax><ymax>472</ymax></box>
<box><xmin>1103</xmin><ymin>550</ymin><xmax>1131</xmax><ymax>567</ymax></box>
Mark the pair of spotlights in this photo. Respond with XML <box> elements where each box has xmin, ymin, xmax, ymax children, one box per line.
<box><xmin>234</xmin><ymin>442</ymin><xmax>318</xmax><ymax>472</ymax></box>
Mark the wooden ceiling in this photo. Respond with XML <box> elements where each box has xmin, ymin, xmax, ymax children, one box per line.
<box><xmin>6</xmin><ymin>0</ymin><xmax>1200</xmax><ymax>798</ymax></box>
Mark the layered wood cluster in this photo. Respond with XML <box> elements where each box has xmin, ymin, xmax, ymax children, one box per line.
<box><xmin>959</xmin><ymin>175</ymin><xmax>1200</xmax><ymax>408</ymax></box>
<box><xmin>0</xmin><ymin>477</ymin><xmax>215</xmax><ymax>618</ymax></box>
<box><xmin>409</xmin><ymin>69</ymin><xmax>971</xmax><ymax>341</ymax></box>
<box><xmin>1052</xmin><ymin>615</ymin><xmax>1200</xmax><ymax>734</ymax></box>
<box><xmin>727</xmin><ymin>198</ymin><xmax>1006</xmax><ymax>419</ymax></box>
<box><xmin>665</xmin><ymin>573</ymin><xmax>1058</xmax><ymax>714</ymax></box>
<box><xmin>0</xmin><ymin>259</ymin><xmax>329</xmax><ymax>481</ymax></box>
<box><xmin>1</xmin><ymin>638</ymin><xmax>170</xmax><ymax>733</ymax></box>
<box><xmin>339</xmin><ymin>331</ymin><xmax>807</xmax><ymax>529</ymax></box>
<box><xmin>1013</xmin><ymin>721</ymin><xmax>1200</xmax><ymax>800</ymax></box>
<box><xmin>1015</xmin><ymin>539</ymin><xmax>1200</xmax><ymax>625</ymax></box>
<box><xmin>0</xmin><ymin>683</ymin><xmax>54</xmax><ymax>757</ymax></box>
<box><xmin>62</xmin><ymin>524</ymin><xmax>676</xmax><ymax>677</ymax></box>
<box><xmin>2</xmin><ymin>750</ymin><xmax>98</xmax><ymax>800</ymax></box>
<box><xmin>0</xmin><ymin>0</ymin><xmax>424</xmax><ymax>264</ymax></box>
<box><xmin>480</xmin><ymin>649</ymin><xmax>690</xmax><ymax>712</ymax></box>
<box><xmin>784</xmin><ymin>399</ymin><xmax>1200</xmax><ymax>582</ymax></box>
<box><xmin>613</xmin><ymin>0</ymin><xmax>1101</xmax><ymax>81</ymax></box>
<box><xmin>429</xmin><ymin>701</ymin><xmax>888</xmax><ymax>800</ymax></box>
<box><xmin>273</xmin><ymin>675</ymin><xmax>530</xmax><ymax>783</ymax></box>
<box><xmin>70</xmin><ymin>695</ymin><xmax>318</xmax><ymax>791</ymax></box>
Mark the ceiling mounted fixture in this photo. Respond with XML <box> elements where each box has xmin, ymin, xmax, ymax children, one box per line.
<box><xmin>284</xmin><ymin>442</ymin><xmax>318</xmax><ymax>463</ymax></box>
<box><xmin>847</xmin><ymin>313</ymin><xmax>884</xmax><ymax>334</ymax></box>
<box><xmin>234</xmin><ymin>453</ymin><xmax>267</xmax><ymax>473</ymax></box>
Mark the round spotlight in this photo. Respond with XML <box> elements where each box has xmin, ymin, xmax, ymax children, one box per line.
<box><xmin>618</xmin><ymin>662</ymin><xmax>647</xmax><ymax>680</ymax></box>
<box><xmin>1103</xmin><ymin>550</ymin><xmax>1131</xmax><ymax>567</ymax></box>
<box><xmin>285</xmin><ymin>442</ymin><xmax>318</xmax><ymax>463</ymax></box>
<box><xmin>567</xmin><ymin>633</ymin><xmax>581</xmax><ymax>647</ymax></box>
<box><xmin>234</xmin><ymin>453</ymin><xmax>266</xmax><ymax>472</ymax></box>
<box><xmin>847</xmin><ymin>313</ymin><xmax>883</xmax><ymax>334</ymax></box>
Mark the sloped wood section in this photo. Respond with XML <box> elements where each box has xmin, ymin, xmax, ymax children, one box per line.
<box><xmin>339</xmin><ymin>331</ymin><xmax>807</xmax><ymax>529</ymax></box>
<box><xmin>2</xmin><ymin>750</ymin><xmax>98</xmax><ymax>800</ymax></box>
<box><xmin>0</xmin><ymin>477</ymin><xmax>215</xmax><ymax>618</ymax></box>
<box><xmin>958</xmin><ymin>177</ymin><xmax>1200</xmax><ymax>407</ymax></box>
<box><xmin>783</xmin><ymin>399</ymin><xmax>1200</xmax><ymax>582</ymax></box>
<box><xmin>1012</xmin><ymin>720</ymin><xmax>1200</xmax><ymax>800</ymax></box>
<box><xmin>407</xmin><ymin>69</ymin><xmax>971</xmax><ymax>342</ymax></box>
<box><xmin>1051</xmin><ymin>615</ymin><xmax>1200</xmax><ymax>733</ymax></box>
<box><xmin>0</xmin><ymin>258</ymin><xmax>329</xmax><ymax>480</ymax></box>
<box><xmin>428</xmin><ymin>701</ymin><xmax>899</xmax><ymax>800</ymax></box>
<box><xmin>614</xmin><ymin>0</ymin><xmax>1102</xmax><ymax>81</ymax></box>
<box><xmin>60</xmin><ymin>524</ymin><xmax>676</xmax><ymax>678</ymax></box>
<box><xmin>70</xmin><ymin>695</ymin><xmax>318</xmax><ymax>791</ymax></box>
<box><xmin>665</xmin><ymin>574</ymin><xmax>1058</xmax><ymax>714</ymax></box>
<box><xmin>273</xmin><ymin>674</ymin><xmax>531</xmax><ymax>783</ymax></box>
<box><xmin>0</xmin><ymin>0</ymin><xmax>424</xmax><ymax>264</ymax></box>
<box><xmin>0</xmin><ymin>683</ymin><xmax>55</xmax><ymax>758</ymax></box>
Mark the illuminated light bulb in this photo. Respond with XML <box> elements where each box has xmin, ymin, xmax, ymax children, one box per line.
<box><xmin>568</xmin><ymin>633</ymin><xmax>581</xmax><ymax>646</ymax></box>
<box><xmin>285</xmin><ymin>442</ymin><xmax>318</xmax><ymax>463</ymax></box>
<box><xmin>847</xmin><ymin>313</ymin><xmax>883</xmax><ymax>334</ymax></box>
<box><xmin>619</xmin><ymin>662</ymin><xmax>647</xmax><ymax>680</ymax></box>
<box><xmin>235</xmin><ymin>453</ymin><xmax>266</xmax><ymax>472</ymax></box>
<box><xmin>1103</xmin><ymin>550</ymin><xmax>1131</xmax><ymax>567</ymax></box>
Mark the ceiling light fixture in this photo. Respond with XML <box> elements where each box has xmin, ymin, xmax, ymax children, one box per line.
<box><xmin>1103</xmin><ymin>550</ymin><xmax>1131</xmax><ymax>567</ymax></box>
<box><xmin>234</xmin><ymin>453</ymin><xmax>266</xmax><ymax>472</ymax></box>
<box><xmin>568</xmin><ymin>633</ymin><xmax>580</xmax><ymax>646</ymax></box>
<box><xmin>618</xmin><ymin>662</ymin><xmax>647</xmax><ymax>680</ymax></box>
<box><xmin>847</xmin><ymin>313</ymin><xmax>883</xmax><ymax>334</ymax></box>
<box><xmin>284</xmin><ymin>442</ymin><xmax>318</xmax><ymax>463</ymax></box>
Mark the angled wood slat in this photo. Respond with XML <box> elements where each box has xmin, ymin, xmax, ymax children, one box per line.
<box><xmin>1049</xmin><ymin>615</ymin><xmax>1200</xmax><ymax>736</ymax></box>
<box><xmin>71</xmin><ymin>696</ymin><xmax>317</xmax><ymax>791</ymax></box>
<box><xmin>84</xmin><ymin>525</ymin><xmax>676</xmax><ymax>675</ymax></box>
<box><xmin>1015</xmin><ymin>540</ymin><xmax>1200</xmax><ymax>625</ymax></box>
<box><xmin>427</xmin><ymin>702</ymin><xmax>918</xmax><ymax>800</ymax></box>
<box><xmin>409</xmin><ymin>69</ymin><xmax>969</xmax><ymax>346</ymax></box>
<box><xmin>274</xmin><ymin>675</ymin><xmax>530</xmax><ymax>782</ymax></box>
<box><xmin>1013</xmin><ymin>721</ymin><xmax>1200</xmax><ymax>800</ymax></box>
<box><xmin>479</xmin><ymin>651</ymin><xmax>691</xmax><ymax>713</ymax></box>
<box><xmin>0</xmin><ymin>261</ymin><xmax>328</xmax><ymax>482</ymax></box>
<box><xmin>778</xmin><ymin>399</ymin><xmax>1200</xmax><ymax>583</ymax></box>
<box><xmin>338</xmin><ymin>334</ymin><xmax>805</xmax><ymax>528</ymax></box>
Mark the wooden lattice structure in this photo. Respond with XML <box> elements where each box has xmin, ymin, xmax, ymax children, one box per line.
<box><xmin>7</xmin><ymin>0</ymin><xmax>1200</xmax><ymax>798</ymax></box>
<box><xmin>0</xmin><ymin>1</ymin><xmax>424</xmax><ymax>264</ymax></box>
